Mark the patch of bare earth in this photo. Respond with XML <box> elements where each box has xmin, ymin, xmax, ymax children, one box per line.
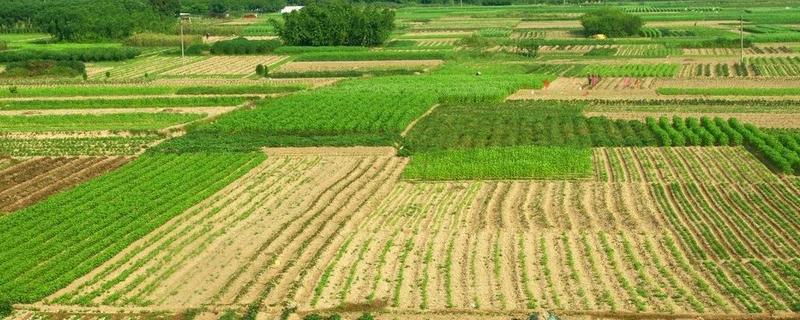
<box><xmin>30</xmin><ymin>148</ymin><xmax>800</xmax><ymax>318</ymax></box>
<box><xmin>48</xmin><ymin>148</ymin><xmax>406</xmax><ymax>310</ymax></box>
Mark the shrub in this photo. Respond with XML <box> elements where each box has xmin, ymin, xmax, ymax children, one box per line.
<box><xmin>580</xmin><ymin>8</ymin><xmax>643</xmax><ymax>37</ymax></box>
<box><xmin>0</xmin><ymin>296</ymin><xmax>11</xmax><ymax>318</ymax></box>
<box><xmin>242</xmin><ymin>304</ymin><xmax>259</xmax><ymax>320</ymax></box>
<box><xmin>357</xmin><ymin>313</ymin><xmax>375</xmax><ymax>320</ymax></box>
<box><xmin>0</xmin><ymin>41</ymin><xmax>7</xmax><ymax>51</ymax></box>
<box><xmin>0</xmin><ymin>47</ymin><xmax>140</xmax><ymax>62</ymax></box>
<box><xmin>274</xmin><ymin>1</ymin><xmax>395</xmax><ymax>46</ymax></box>
<box><xmin>584</xmin><ymin>47</ymin><xmax>618</xmax><ymax>56</ymax></box>
<box><xmin>678</xmin><ymin>37</ymin><xmax>752</xmax><ymax>49</ymax></box>
<box><xmin>516</xmin><ymin>39</ymin><xmax>539</xmax><ymax>57</ymax></box>
<box><xmin>482</xmin><ymin>0</ymin><xmax>512</xmax><ymax>5</ymax></box>
<box><xmin>125</xmin><ymin>33</ymin><xmax>202</xmax><ymax>47</ymax></box>
<box><xmin>457</xmin><ymin>34</ymin><xmax>496</xmax><ymax>49</ymax></box>
<box><xmin>210</xmin><ymin>37</ymin><xmax>281</xmax><ymax>55</ymax></box>
<box><xmin>1</xmin><ymin>60</ymin><xmax>85</xmax><ymax>78</ymax></box>
<box><xmin>218</xmin><ymin>310</ymin><xmax>238</xmax><ymax>320</ymax></box>
<box><xmin>184</xmin><ymin>43</ymin><xmax>210</xmax><ymax>55</ymax></box>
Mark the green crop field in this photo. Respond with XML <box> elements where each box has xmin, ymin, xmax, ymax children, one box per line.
<box><xmin>0</xmin><ymin>113</ymin><xmax>205</xmax><ymax>132</ymax></box>
<box><xmin>1</xmin><ymin>1</ymin><xmax>799</xmax><ymax>320</ymax></box>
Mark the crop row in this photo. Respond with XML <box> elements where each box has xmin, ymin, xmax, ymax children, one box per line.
<box><xmin>157</xmin><ymin>74</ymin><xmax>551</xmax><ymax>152</ymax></box>
<box><xmin>564</xmin><ymin>64</ymin><xmax>678</xmax><ymax>77</ymax></box>
<box><xmin>730</xmin><ymin>119</ymin><xmax>800</xmax><ymax>174</ymax></box>
<box><xmin>403</xmin><ymin>145</ymin><xmax>592</xmax><ymax>180</ymax></box>
<box><xmin>0</xmin><ymin>136</ymin><xmax>160</xmax><ymax>157</ymax></box>
<box><xmin>0</xmin><ymin>113</ymin><xmax>205</xmax><ymax>133</ymax></box>
<box><xmin>0</xmin><ymin>96</ymin><xmax>248</xmax><ymax>111</ymax></box>
<box><xmin>595</xmin><ymin>147</ymin><xmax>779</xmax><ymax>185</ymax></box>
<box><xmin>0</xmin><ymin>153</ymin><xmax>265</xmax><ymax>302</ymax></box>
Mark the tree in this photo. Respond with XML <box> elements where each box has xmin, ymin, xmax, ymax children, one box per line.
<box><xmin>0</xmin><ymin>295</ymin><xmax>11</xmax><ymax>318</ymax></box>
<box><xmin>33</xmin><ymin>0</ymin><xmax>163</xmax><ymax>41</ymax></box>
<box><xmin>274</xmin><ymin>1</ymin><xmax>394</xmax><ymax>46</ymax></box>
<box><xmin>579</xmin><ymin>8</ymin><xmax>643</xmax><ymax>38</ymax></box>
<box><xmin>516</xmin><ymin>39</ymin><xmax>539</xmax><ymax>57</ymax></box>
<box><xmin>209</xmin><ymin>0</ymin><xmax>229</xmax><ymax>17</ymax></box>
<box><xmin>148</xmin><ymin>0</ymin><xmax>181</xmax><ymax>16</ymax></box>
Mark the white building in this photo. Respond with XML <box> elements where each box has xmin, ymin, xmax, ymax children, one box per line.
<box><xmin>280</xmin><ymin>6</ymin><xmax>304</xmax><ymax>14</ymax></box>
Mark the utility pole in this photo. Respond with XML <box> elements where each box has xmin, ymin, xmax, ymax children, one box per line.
<box><xmin>180</xmin><ymin>15</ymin><xmax>185</xmax><ymax>59</ymax></box>
<box><xmin>740</xmin><ymin>14</ymin><xmax>744</xmax><ymax>63</ymax></box>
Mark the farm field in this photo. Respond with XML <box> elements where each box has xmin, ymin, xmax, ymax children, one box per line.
<box><xmin>1</xmin><ymin>1</ymin><xmax>800</xmax><ymax>320</ymax></box>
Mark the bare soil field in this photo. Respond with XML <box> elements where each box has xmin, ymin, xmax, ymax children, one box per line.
<box><xmin>162</xmin><ymin>56</ymin><xmax>287</xmax><ymax>76</ymax></box>
<box><xmin>0</xmin><ymin>156</ymin><xmax>130</xmax><ymax>212</ymax></box>
<box><xmin>413</xmin><ymin>38</ymin><xmax>459</xmax><ymax>46</ymax></box>
<box><xmin>35</xmin><ymin>147</ymin><xmax>800</xmax><ymax>318</ymax></box>
<box><xmin>276</xmin><ymin>60</ymin><xmax>444</xmax><ymax>72</ymax></box>
<box><xmin>590</xmin><ymin>77</ymin><xmax>657</xmax><ymax>90</ymax></box>
<box><xmin>47</xmin><ymin>150</ymin><xmax>406</xmax><ymax>309</ymax></box>
<box><xmin>508</xmin><ymin>78</ymin><xmax>800</xmax><ymax>101</ymax></box>
<box><xmin>587</xmin><ymin>111</ymin><xmax>800</xmax><ymax>128</ymax></box>
<box><xmin>508</xmin><ymin>78</ymin><xmax>659</xmax><ymax>100</ymax></box>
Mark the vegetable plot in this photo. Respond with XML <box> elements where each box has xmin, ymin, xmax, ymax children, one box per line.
<box><xmin>0</xmin><ymin>152</ymin><xmax>265</xmax><ymax>303</ymax></box>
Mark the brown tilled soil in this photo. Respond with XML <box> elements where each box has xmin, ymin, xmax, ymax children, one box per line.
<box><xmin>0</xmin><ymin>156</ymin><xmax>130</xmax><ymax>212</ymax></box>
<box><xmin>162</xmin><ymin>56</ymin><xmax>287</xmax><ymax>76</ymax></box>
<box><xmin>587</xmin><ymin>111</ymin><xmax>800</xmax><ymax>128</ymax></box>
<box><xmin>34</xmin><ymin>148</ymin><xmax>800</xmax><ymax>318</ymax></box>
<box><xmin>49</xmin><ymin>149</ymin><xmax>407</xmax><ymax>309</ymax></box>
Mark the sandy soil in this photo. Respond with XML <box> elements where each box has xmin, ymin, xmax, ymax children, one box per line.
<box><xmin>48</xmin><ymin>150</ymin><xmax>407</xmax><ymax>309</ymax></box>
<box><xmin>27</xmin><ymin>145</ymin><xmax>800</xmax><ymax>318</ymax></box>
<box><xmin>163</xmin><ymin>56</ymin><xmax>287</xmax><ymax>76</ymax></box>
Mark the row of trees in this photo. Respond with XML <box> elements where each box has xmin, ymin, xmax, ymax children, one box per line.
<box><xmin>275</xmin><ymin>1</ymin><xmax>395</xmax><ymax>46</ymax></box>
<box><xmin>0</xmin><ymin>0</ymin><xmax>179</xmax><ymax>41</ymax></box>
<box><xmin>182</xmin><ymin>0</ymin><xmax>287</xmax><ymax>15</ymax></box>
<box><xmin>580</xmin><ymin>8</ymin><xmax>643</xmax><ymax>37</ymax></box>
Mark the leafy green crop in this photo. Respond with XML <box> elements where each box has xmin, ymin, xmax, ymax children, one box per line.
<box><xmin>157</xmin><ymin>73</ymin><xmax>551</xmax><ymax>152</ymax></box>
<box><xmin>0</xmin><ymin>113</ymin><xmax>205</xmax><ymax>132</ymax></box>
<box><xmin>403</xmin><ymin>146</ymin><xmax>593</xmax><ymax>180</ymax></box>
<box><xmin>0</xmin><ymin>153</ymin><xmax>265</xmax><ymax>303</ymax></box>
